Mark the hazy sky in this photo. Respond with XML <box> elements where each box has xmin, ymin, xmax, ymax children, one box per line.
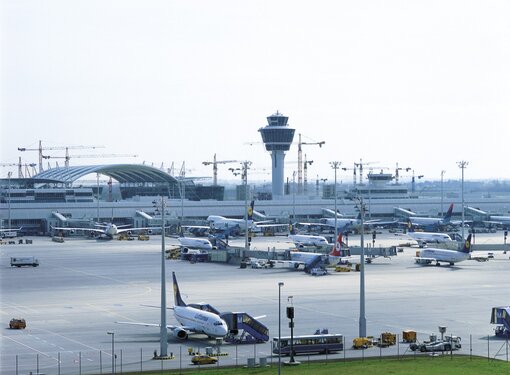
<box><xmin>1</xmin><ymin>1</ymin><xmax>509</xmax><ymax>185</ymax></box>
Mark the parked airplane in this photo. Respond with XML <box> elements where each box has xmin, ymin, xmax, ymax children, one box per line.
<box><xmin>415</xmin><ymin>234</ymin><xmax>473</xmax><ymax>266</ymax></box>
<box><xmin>406</xmin><ymin>203</ymin><xmax>460</xmax><ymax>231</ymax></box>
<box><xmin>465</xmin><ymin>206</ymin><xmax>510</xmax><ymax>228</ymax></box>
<box><xmin>298</xmin><ymin>213</ymin><xmax>396</xmax><ymax>234</ymax></box>
<box><xmin>399</xmin><ymin>220</ymin><xmax>453</xmax><ymax>247</ymax></box>
<box><xmin>178</xmin><ymin>237</ymin><xmax>213</xmax><ymax>251</ymax></box>
<box><xmin>51</xmin><ymin>222</ymin><xmax>153</xmax><ymax>239</ymax></box>
<box><xmin>0</xmin><ymin>227</ymin><xmax>22</xmax><ymax>238</ymax></box>
<box><xmin>288</xmin><ymin>225</ymin><xmax>329</xmax><ymax>248</ymax></box>
<box><xmin>207</xmin><ymin>201</ymin><xmax>287</xmax><ymax>233</ymax></box>
<box><xmin>116</xmin><ymin>272</ymin><xmax>228</xmax><ymax>340</ymax></box>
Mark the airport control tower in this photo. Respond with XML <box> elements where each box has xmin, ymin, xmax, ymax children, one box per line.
<box><xmin>259</xmin><ymin>111</ymin><xmax>295</xmax><ymax>198</ymax></box>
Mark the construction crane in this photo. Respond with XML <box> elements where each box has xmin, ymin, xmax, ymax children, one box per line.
<box><xmin>354</xmin><ymin>159</ymin><xmax>379</xmax><ymax>185</ymax></box>
<box><xmin>202</xmin><ymin>154</ymin><xmax>238</xmax><ymax>186</ymax></box>
<box><xmin>303</xmin><ymin>154</ymin><xmax>314</xmax><ymax>194</ymax></box>
<box><xmin>342</xmin><ymin>163</ymin><xmax>359</xmax><ymax>185</ymax></box>
<box><xmin>297</xmin><ymin>134</ymin><xmax>324</xmax><ymax>194</ymax></box>
<box><xmin>18</xmin><ymin>140</ymin><xmax>104</xmax><ymax>173</ymax></box>
<box><xmin>0</xmin><ymin>158</ymin><xmax>37</xmax><ymax>178</ymax></box>
<box><xmin>394</xmin><ymin>163</ymin><xmax>411</xmax><ymax>184</ymax></box>
<box><xmin>42</xmin><ymin>153</ymin><xmax>138</xmax><ymax>168</ymax></box>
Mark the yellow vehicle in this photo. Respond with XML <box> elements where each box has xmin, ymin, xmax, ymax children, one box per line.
<box><xmin>353</xmin><ymin>337</ymin><xmax>373</xmax><ymax>349</ymax></box>
<box><xmin>138</xmin><ymin>234</ymin><xmax>149</xmax><ymax>241</ymax></box>
<box><xmin>335</xmin><ymin>265</ymin><xmax>351</xmax><ymax>272</ymax></box>
<box><xmin>191</xmin><ymin>354</ymin><xmax>218</xmax><ymax>365</ymax></box>
<box><xmin>9</xmin><ymin>318</ymin><xmax>26</xmax><ymax>329</ymax></box>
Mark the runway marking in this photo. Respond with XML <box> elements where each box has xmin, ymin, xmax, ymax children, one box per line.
<box><xmin>32</xmin><ymin>328</ymin><xmax>103</xmax><ymax>353</ymax></box>
<box><xmin>58</xmin><ymin>266</ymin><xmax>153</xmax><ymax>297</ymax></box>
<box><xmin>3</xmin><ymin>336</ymin><xmax>59</xmax><ymax>361</ymax></box>
<box><xmin>85</xmin><ymin>303</ymin><xmax>140</xmax><ymax>322</ymax></box>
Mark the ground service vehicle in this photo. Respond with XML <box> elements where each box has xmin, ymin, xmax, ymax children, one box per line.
<box><xmin>273</xmin><ymin>333</ymin><xmax>343</xmax><ymax>355</ymax></box>
<box><xmin>353</xmin><ymin>337</ymin><xmax>374</xmax><ymax>349</ymax></box>
<box><xmin>191</xmin><ymin>354</ymin><xmax>218</xmax><ymax>365</ymax></box>
<box><xmin>9</xmin><ymin>318</ymin><xmax>26</xmax><ymax>329</ymax></box>
<box><xmin>10</xmin><ymin>256</ymin><xmax>39</xmax><ymax>267</ymax></box>
<box><xmin>409</xmin><ymin>336</ymin><xmax>461</xmax><ymax>352</ymax></box>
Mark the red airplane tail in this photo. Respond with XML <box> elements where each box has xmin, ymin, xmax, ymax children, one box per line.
<box><xmin>330</xmin><ymin>233</ymin><xmax>350</xmax><ymax>257</ymax></box>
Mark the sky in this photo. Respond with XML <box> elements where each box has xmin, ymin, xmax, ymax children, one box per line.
<box><xmin>1</xmin><ymin>0</ymin><xmax>509</xmax><ymax>185</ymax></box>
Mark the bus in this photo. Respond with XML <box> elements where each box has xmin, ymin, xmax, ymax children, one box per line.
<box><xmin>272</xmin><ymin>333</ymin><xmax>343</xmax><ymax>356</ymax></box>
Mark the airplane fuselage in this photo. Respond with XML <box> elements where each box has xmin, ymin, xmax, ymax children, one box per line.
<box><xmin>288</xmin><ymin>234</ymin><xmax>328</xmax><ymax>247</ymax></box>
<box><xmin>174</xmin><ymin>306</ymin><xmax>228</xmax><ymax>338</ymax></box>
<box><xmin>178</xmin><ymin>237</ymin><xmax>213</xmax><ymax>250</ymax></box>
<box><xmin>418</xmin><ymin>248</ymin><xmax>469</xmax><ymax>265</ymax></box>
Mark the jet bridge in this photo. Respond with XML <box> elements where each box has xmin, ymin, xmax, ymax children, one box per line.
<box><xmin>491</xmin><ymin>306</ymin><xmax>510</xmax><ymax>337</ymax></box>
<box><xmin>221</xmin><ymin>312</ymin><xmax>269</xmax><ymax>344</ymax></box>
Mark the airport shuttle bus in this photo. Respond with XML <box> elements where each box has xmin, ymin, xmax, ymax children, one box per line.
<box><xmin>272</xmin><ymin>333</ymin><xmax>343</xmax><ymax>355</ymax></box>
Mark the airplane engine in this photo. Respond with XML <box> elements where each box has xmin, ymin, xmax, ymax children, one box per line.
<box><xmin>147</xmin><ymin>229</ymin><xmax>153</xmax><ymax>234</ymax></box>
<box><xmin>172</xmin><ymin>329</ymin><xmax>188</xmax><ymax>340</ymax></box>
<box><xmin>70</xmin><ymin>229</ymin><xmax>75</xmax><ymax>234</ymax></box>
<box><xmin>127</xmin><ymin>230</ymin><xmax>132</xmax><ymax>235</ymax></box>
<box><xmin>181</xmin><ymin>248</ymin><xmax>189</xmax><ymax>254</ymax></box>
<box><xmin>294</xmin><ymin>263</ymin><xmax>300</xmax><ymax>269</ymax></box>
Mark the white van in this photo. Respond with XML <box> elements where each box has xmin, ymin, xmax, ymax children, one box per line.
<box><xmin>10</xmin><ymin>257</ymin><xmax>39</xmax><ymax>267</ymax></box>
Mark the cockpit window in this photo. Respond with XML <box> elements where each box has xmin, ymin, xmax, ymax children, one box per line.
<box><xmin>214</xmin><ymin>322</ymin><xmax>223</xmax><ymax>326</ymax></box>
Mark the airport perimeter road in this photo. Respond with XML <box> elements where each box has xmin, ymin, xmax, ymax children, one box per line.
<box><xmin>1</xmin><ymin>233</ymin><xmax>509</xmax><ymax>374</ymax></box>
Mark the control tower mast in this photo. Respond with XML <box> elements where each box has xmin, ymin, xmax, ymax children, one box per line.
<box><xmin>259</xmin><ymin>111</ymin><xmax>295</xmax><ymax>198</ymax></box>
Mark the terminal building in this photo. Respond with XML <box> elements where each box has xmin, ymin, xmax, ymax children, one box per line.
<box><xmin>1</xmin><ymin>163</ymin><xmax>510</xmax><ymax>236</ymax></box>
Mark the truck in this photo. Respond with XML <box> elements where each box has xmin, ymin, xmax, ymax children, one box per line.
<box><xmin>10</xmin><ymin>256</ymin><xmax>39</xmax><ymax>267</ymax></box>
<box><xmin>9</xmin><ymin>318</ymin><xmax>26</xmax><ymax>329</ymax></box>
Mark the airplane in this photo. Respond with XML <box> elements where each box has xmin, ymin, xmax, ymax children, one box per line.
<box><xmin>177</xmin><ymin>237</ymin><xmax>213</xmax><ymax>261</ymax></box>
<box><xmin>51</xmin><ymin>222</ymin><xmax>154</xmax><ymax>239</ymax></box>
<box><xmin>288</xmin><ymin>225</ymin><xmax>329</xmax><ymax>248</ymax></box>
<box><xmin>178</xmin><ymin>237</ymin><xmax>213</xmax><ymax>251</ymax></box>
<box><xmin>414</xmin><ymin>234</ymin><xmax>473</xmax><ymax>266</ymax></box>
<box><xmin>207</xmin><ymin>201</ymin><xmax>288</xmax><ymax>233</ymax></box>
<box><xmin>465</xmin><ymin>206</ymin><xmax>510</xmax><ymax>229</ymax></box>
<box><xmin>405</xmin><ymin>203</ymin><xmax>462</xmax><ymax>231</ymax></box>
<box><xmin>116</xmin><ymin>272</ymin><xmax>228</xmax><ymax>340</ymax></box>
<box><xmin>297</xmin><ymin>213</ymin><xmax>396</xmax><ymax>235</ymax></box>
<box><xmin>398</xmin><ymin>220</ymin><xmax>453</xmax><ymax>247</ymax></box>
<box><xmin>0</xmin><ymin>227</ymin><xmax>23</xmax><ymax>238</ymax></box>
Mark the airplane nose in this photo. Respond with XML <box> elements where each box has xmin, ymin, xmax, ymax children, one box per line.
<box><xmin>220</xmin><ymin>325</ymin><xmax>228</xmax><ymax>336</ymax></box>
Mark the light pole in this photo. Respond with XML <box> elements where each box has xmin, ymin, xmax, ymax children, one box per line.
<box><xmin>7</xmin><ymin>171</ymin><xmax>12</xmax><ymax>229</ymax></box>
<box><xmin>153</xmin><ymin>196</ymin><xmax>168</xmax><ymax>357</ymax></box>
<box><xmin>242</xmin><ymin>161</ymin><xmax>251</xmax><ymax>250</ymax></box>
<box><xmin>292</xmin><ymin>171</ymin><xmax>296</xmax><ymax>221</ymax></box>
<box><xmin>330</xmin><ymin>162</ymin><xmax>341</xmax><ymax>243</ymax></box>
<box><xmin>457</xmin><ymin>161</ymin><xmax>468</xmax><ymax>240</ymax></box>
<box><xmin>278</xmin><ymin>281</ymin><xmax>284</xmax><ymax>375</ymax></box>
<box><xmin>440</xmin><ymin>170</ymin><xmax>446</xmax><ymax>217</ymax></box>
<box><xmin>107</xmin><ymin>331</ymin><xmax>115</xmax><ymax>375</ymax></box>
<box><xmin>357</xmin><ymin>196</ymin><xmax>367</xmax><ymax>338</ymax></box>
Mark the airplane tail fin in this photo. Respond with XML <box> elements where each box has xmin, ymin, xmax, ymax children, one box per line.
<box><xmin>406</xmin><ymin>219</ymin><xmax>415</xmax><ymax>232</ymax></box>
<box><xmin>247</xmin><ymin>200</ymin><xmax>254</xmax><ymax>221</ymax></box>
<box><xmin>329</xmin><ymin>233</ymin><xmax>350</xmax><ymax>257</ymax></box>
<box><xmin>289</xmin><ymin>223</ymin><xmax>297</xmax><ymax>235</ymax></box>
<box><xmin>444</xmin><ymin>203</ymin><xmax>454</xmax><ymax>222</ymax></box>
<box><xmin>172</xmin><ymin>272</ymin><xmax>187</xmax><ymax>307</ymax></box>
<box><xmin>460</xmin><ymin>234</ymin><xmax>472</xmax><ymax>253</ymax></box>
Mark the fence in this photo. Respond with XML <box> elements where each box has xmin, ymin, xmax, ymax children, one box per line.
<box><xmin>4</xmin><ymin>333</ymin><xmax>509</xmax><ymax>375</ymax></box>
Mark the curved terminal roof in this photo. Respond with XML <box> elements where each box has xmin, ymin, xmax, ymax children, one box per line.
<box><xmin>33</xmin><ymin>164</ymin><xmax>178</xmax><ymax>184</ymax></box>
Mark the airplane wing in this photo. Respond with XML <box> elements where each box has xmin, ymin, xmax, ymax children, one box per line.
<box><xmin>52</xmin><ymin>226</ymin><xmax>105</xmax><ymax>234</ymax></box>
<box><xmin>116</xmin><ymin>227</ymin><xmax>154</xmax><ymax>234</ymax></box>
<box><xmin>115</xmin><ymin>321</ymin><xmax>189</xmax><ymax>332</ymax></box>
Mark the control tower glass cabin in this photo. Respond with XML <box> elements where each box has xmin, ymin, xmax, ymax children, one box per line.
<box><xmin>258</xmin><ymin>112</ymin><xmax>295</xmax><ymax>198</ymax></box>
